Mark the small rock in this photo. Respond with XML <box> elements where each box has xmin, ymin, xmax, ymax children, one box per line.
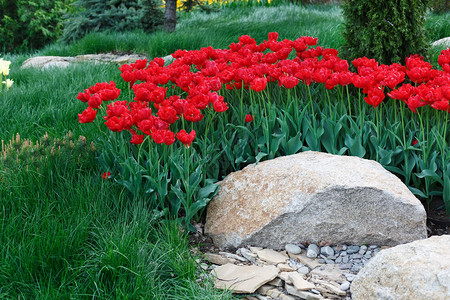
<box><xmin>219</xmin><ymin>251</ymin><xmax>247</xmax><ymax>262</ymax></box>
<box><xmin>339</xmin><ymin>263</ymin><xmax>352</xmax><ymax>270</ymax></box>
<box><xmin>279</xmin><ymin>294</ymin><xmax>296</xmax><ymax>300</ymax></box>
<box><xmin>278</xmin><ymin>272</ymin><xmax>294</xmax><ymax>284</ymax></box>
<box><xmin>250</xmin><ymin>247</ymin><xmax>263</xmax><ymax>254</ymax></box>
<box><xmin>307</xmin><ymin>244</ymin><xmax>320</xmax><ymax>258</ymax></box>
<box><xmin>256</xmin><ymin>284</ymin><xmax>273</xmax><ymax>295</ymax></box>
<box><xmin>285</xmin><ymin>244</ymin><xmax>302</xmax><ymax>255</ymax></box>
<box><xmin>342</xmin><ymin>256</ymin><xmax>349</xmax><ymax>264</ymax></box>
<box><xmin>346</xmin><ymin>246</ymin><xmax>360</xmax><ymax>254</ymax></box>
<box><xmin>311</xmin><ymin>278</ymin><xmax>347</xmax><ymax>296</ymax></box>
<box><xmin>257</xmin><ymin>249</ymin><xmax>289</xmax><ymax>265</ymax></box>
<box><xmin>310</xmin><ymin>264</ymin><xmax>345</xmax><ymax>282</ymax></box>
<box><xmin>204</xmin><ymin>253</ymin><xmax>236</xmax><ymax>265</ymax></box>
<box><xmin>320</xmin><ymin>246</ymin><xmax>335</xmax><ymax>257</ymax></box>
<box><xmin>289</xmin><ymin>272</ymin><xmax>315</xmax><ymax>291</ymax></box>
<box><xmin>212</xmin><ymin>263</ymin><xmax>279</xmax><ymax>294</ymax></box>
<box><xmin>267</xmin><ymin>278</ymin><xmax>283</xmax><ymax>287</ymax></box>
<box><xmin>267</xmin><ymin>288</ymin><xmax>282</xmax><ymax>298</ymax></box>
<box><xmin>335</xmin><ymin>257</ymin><xmax>342</xmax><ymax>263</ymax></box>
<box><xmin>278</xmin><ymin>263</ymin><xmax>296</xmax><ymax>272</ymax></box>
<box><xmin>238</xmin><ymin>248</ymin><xmax>257</xmax><ymax>263</ymax></box>
<box><xmin>288</xmin><ymin>253</ymin><xmax>322</xmax><ymax>269</ymax></box>
<box><xmin>325</xmin><ymin>259</ymin><xmax>335</xmax><ymax>264</ymax></box>
<box><xmin>358</xmin><ymin>245</ymin><xmax>368</xmax><ymax>255</ymax></box>
<box><xmin>344</xmin><ymin>273</ymin><xmax>355</xmax><ymax>282</ymax></box>
<box><xmin>318</xmin><ymin>259</ymin><xmax>325</xmax><ymax>264</ymax></box>
<box><xmin>340</xmin><ymin>281</ymin><xmax>350</xmax><ymax>291</ymax></box>
<box><xmin>285</xmin><ymin>284</ymin><xmax>323</xmax><ymax>300</ymax></box>
<box><xmin>351</xmin><ymin>264</ymin><xmax>363</xmax><ymax>272</ymax></box>
<box><xmin>297</xmin><ymin>266</ymin><xmax>310</xmax><ymax>275</ymax></box>
<box><xmin>351</xmin><ymin>253</ymin><xmax>363</xmax><ymax>259</ymax></box>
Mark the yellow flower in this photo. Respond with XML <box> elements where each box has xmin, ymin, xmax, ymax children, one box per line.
<box><xmin>0</xmin><ymin>58</ymin><xmax>11</xmax><ymax>76</ymax></box>
<box><xmin>4</xmin><ymin>79</ymin><xmax>13</xmax><ymax>90</ymax></box>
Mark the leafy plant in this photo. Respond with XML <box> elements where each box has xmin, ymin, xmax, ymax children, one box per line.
<box><xmin>0</xmin><ymin>0</ymin><xmax>74</xmax><ymax>53</ymax></box>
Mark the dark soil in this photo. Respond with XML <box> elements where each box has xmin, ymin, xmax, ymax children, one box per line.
<box><xmin>426</xmin><ymin>197</ymin><xmax>450</xmax><ymax>237</ymax></box>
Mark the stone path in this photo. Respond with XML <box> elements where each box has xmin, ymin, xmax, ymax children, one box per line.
<box><xmin>196</xmin><ymin>242</ymin><xmax>383</xmax><ymax>299</ymax></box>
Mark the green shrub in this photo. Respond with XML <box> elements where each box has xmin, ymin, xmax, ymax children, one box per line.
<box><xmin>0</xmin><ymin>0</ymin><xmax>74</xmax><ymax>53</ymax></box>
<box><xmin>429</xmin><ymin>0</ymin><xmax>450</xmax><ymax>13</ymax></box>
<box><xmin>340</xmin><ymin>0</ymin><xmax>430</xmax><ymax>65</ymax></box>
<box><xmin>61</xmin><ymin>0</ymin><xmax>164</xmax><ymax>44</ymax></box>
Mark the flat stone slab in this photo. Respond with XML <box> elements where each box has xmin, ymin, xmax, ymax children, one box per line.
<box><xmin>212</xmin><ymin>263</ymin><xmax>279</xmax><ymax>294</ymax></box>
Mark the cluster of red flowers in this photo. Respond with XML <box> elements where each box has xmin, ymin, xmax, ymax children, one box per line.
<box><xmin>77</xmin><ymin>33</ymin><xmax>450</xmax><ymax>146</ymax></box>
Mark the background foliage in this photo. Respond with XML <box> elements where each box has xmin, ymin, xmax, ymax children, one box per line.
<box><xmin>0</xmin><ymin>0</ymin><xmax>74</xmax><ymax>53</ymax></box>
<box><xmin>60</xmin><ymin>0</ymin><xmax>164</xmax><ymax>44</ymax></box>
<box><xmin>341</xmin><ymin>0</ymin><xmax>430</xmax><ymax>65</ymax></box>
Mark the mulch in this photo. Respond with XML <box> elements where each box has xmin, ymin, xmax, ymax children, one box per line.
<box><xmin>426</xmin><ymin>197</ymin><xmax>450</xmax><ymax>237</ymax></box>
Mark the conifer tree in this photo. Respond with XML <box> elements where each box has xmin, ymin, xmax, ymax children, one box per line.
<box><xmin>341</xmin><ymin>0</ymin><xmax>430</xmax><ymax>65</ymax></box>
<box><xmin>61</xmin><ymin>0</ymin><xmax>163</xmax><ymax>43</ymax></box>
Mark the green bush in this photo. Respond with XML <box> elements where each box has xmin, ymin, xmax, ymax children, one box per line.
<box><xmin>340</xmin><ymin>0</ymin><xmax>430</xmax><ymax>65</ymax></box>
<box><xmin>61</xmin><ymin>0</ymin><xmax>164</xmax><ymax>44</ymax></box>
<box><xmin>0</xmin><ymin>0</ymin><xmax>74</xmax><ymax>53</ymax></box>
<box><xmin>429</xmin><ymin>0</ymin><xmax>450</xmax><ymax>13</ymax></box>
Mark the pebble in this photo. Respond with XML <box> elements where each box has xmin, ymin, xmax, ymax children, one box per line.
<box><xmin>206</xmin><ymin>243</ymin><xmax>382</xmax><ymax>300</ymax></box>
<box><xmin>297</xmin><ymin>266</ymin><xmax>310</xmax><ymax>275</ymax></box>
<box><xmin>344</xmin><ymin>273</ymin><xmax>355</xmax><ymax>282</ymax></box>
<box><xmin>339</xmin><ymin>263</ymin><xmax>352</xmax><ymax>270</ymax></box>
<box><xmin>307</xmin><ymin>244</ymin><xmax>320</xmax><ymax>258</ymax></box>
<box><xmin>285</xmin><ymin>244</ymin><xmax>302</xmax><ymax>255</ymax></box>
<box><xmin>321</xmin><ymin>246</ymin><xmax>335</xmax><ymax>257</ymax></box>
<box><xmin>340</xmin><ymin>281</ymin><xmax>351</xmax><ymax>291</ymax></box>
<box><xmin>359</xmin><ymin>245</ymin><xmax>368</xmax><ymax>255</ymax></box>
<box><xmin>346</xmin><ymin>245</ymin><xmax>360</xmax><ymax>254</ymax></box>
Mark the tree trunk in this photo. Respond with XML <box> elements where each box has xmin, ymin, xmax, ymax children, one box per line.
<box><xmin>164</xmin><ymin>0</ymin><xmax>177</xmax><ymax>32</ymax></box>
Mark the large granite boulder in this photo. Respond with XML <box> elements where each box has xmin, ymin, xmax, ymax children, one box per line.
<box><xmin>351</xmin><ymin>235</ymin><xmax>450</xmax><ymax>300</ymax></box>
<box><xmin>204</xmin><ymin>151</ymin><xmax>427</xmax><ymax>249</ymax></box>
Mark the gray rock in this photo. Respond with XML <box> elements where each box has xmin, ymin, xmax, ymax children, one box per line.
<box><xmin>344</xmin><ymin>273</ymin><xmax>355</xmax><ymax>282</ymax></box>
<box><xmin>340</xmin><ymin>281</ymin><xmax>351</xmax><ymax>291</ymax></box>
<box><xmin>320</xmin><ymin>246</ymin><xmax>335</xmax><ymax>257</ymax></box>
<box><xmin>297</xmin><ymin>266</ymin><xmax>310</xmax><ymax>275</ymax></box>
<box><xmin>342</xmin><ymin>256</ymin><xmax>349</xmax><ymax>264</ymax></box>
<box><xmin>351</xmin><ymin>265</ymin><xmax>363</xmax><ymax>272</ymax></box>
<box><xmin>351</xmin><ymin>236</ymin><xmax>450</xmax><ymax>300</ymax></box>
<box><xmin>432</xmin><ymin>37</ymin><xmax>450</xmax><ymax>48</ymax></box>
<box><xmin>339</xmin><ymin>263</ymin><xmax>352</xmax><ymax>270</ymax></box>
<box><xmin>347</xmin><ymin>245</ymin><xmax>360</xmax><ymax>254</ymax></box>
<box><xmin>359</xmin><ymin>245</ymin><xmax>368</xmax><ymax>255</ymax></box>
<box><xmin>285</xmin><ymin>244</ymin><xmax>302</xmax><ymax>255</ymax></box>
<box><xmin>335</xmin><ymin>256</ymin><xmax>342</xmax><ymax>263</ymax></box>
<box><xmin>307</xmin><ymin>244</ymin><xmax>320</xmax><ymax>258</ymax></box>
<box><xmin>21</xmin><ymin>53</ymin><xmax>147</xmax><ymax>70</ymax></box>
<box><xmin>351</xmin><ymin>254</ymin><xmax>363</xmax><ymax>259</ymax></box>
<box><xmin>205</xmin><ymin>152</ymin><xmax>427</xmax><ymax>249</ymax></box>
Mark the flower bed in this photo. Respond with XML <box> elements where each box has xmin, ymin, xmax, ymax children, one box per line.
<box><xmin>77</xmin><ymin>33</ymin><xmax>450</xmax><ymax>226</ymax></box>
